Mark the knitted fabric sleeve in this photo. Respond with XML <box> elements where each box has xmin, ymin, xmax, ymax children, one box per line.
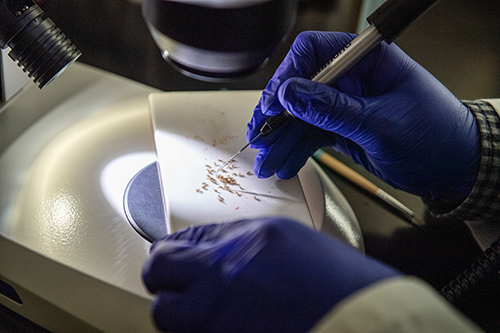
<box><xmin>425</xmin><ymin>100</ymin><xmax>500</xmax><ymax>221</ymax></box>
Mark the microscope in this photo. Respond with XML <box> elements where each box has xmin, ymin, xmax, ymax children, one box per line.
<box><xmin>0</xmin><ymin>1</ymin><xmax>360</xmax><ymax>332</ymax></box>
<box><xmin>0</xmin><ymin>0</ymin><xmax>448</xmax><ymax>331</ymax></box>
<box><xmin>141</xmin><ymin>0</ymin><xmax>297</xmax><ymax>81</ymax></box>
<box><xmin>0</xmin><ymin>0</ymin><xmax>297</xmax><ymax>102</ymax></box>
<box><xmin>0</xmin><ymin>0</ymin><xmax>81</xmax><ymax>102</ymax></box>
<box><xmin>0</xmin><ymin>0</ymin><xmax>452</xmax><ymax>331</ymax></box>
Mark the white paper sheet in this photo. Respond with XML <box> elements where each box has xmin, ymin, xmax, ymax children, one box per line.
<box><xmin>149</xmin><ymin>91</ymin><xmax>313</xmax><ymax>233</ymax></box>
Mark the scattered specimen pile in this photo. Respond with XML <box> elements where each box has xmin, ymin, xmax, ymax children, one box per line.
<box><xmin>196</xmin><ymin>159</ymin><xmax>259</xmax><ymax>203</ymax></box>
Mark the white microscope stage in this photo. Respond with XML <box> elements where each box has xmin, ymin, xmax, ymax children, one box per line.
<box><xmin>0</xmin><ymin>63</ymin><xmax>361</xmax><ymax>332</ymax></box>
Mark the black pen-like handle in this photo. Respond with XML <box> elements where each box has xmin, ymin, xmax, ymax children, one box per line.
<box><xmin>259</xmin><ymin>110</ymin><xmax>294</xmax><ymax>136</ymax></box>
<box><xmin>258</xmin><ymin>0</ymin><xmax>440</xmax><ymax>137</ymax></box>
<box><xmin>367</xmin><ymin>0</ymin><xmax>440</xmax><ymax>43</ymax></box>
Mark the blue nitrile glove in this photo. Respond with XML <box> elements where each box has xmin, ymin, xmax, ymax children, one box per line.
<box><xmin>142</xmin><ymin>218</ymin><xmax>399</xmax><ymax>333</ymax></box>
<box><xmin>247</xmin><ymin>31</ymin><xmax>480</xmax><ymax>203</ymax></box>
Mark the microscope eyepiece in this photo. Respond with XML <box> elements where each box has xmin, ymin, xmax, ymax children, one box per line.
<box><xmin>0</xmin><ymin>1</ymin><xmax>81</xmax><ymax>88</ymax></box>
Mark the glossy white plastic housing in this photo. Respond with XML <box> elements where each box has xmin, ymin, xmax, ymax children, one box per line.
<box><xmin>0</xmin><ymin>64</ymin><xmax>361</xmax><ymax>332</ymax></box>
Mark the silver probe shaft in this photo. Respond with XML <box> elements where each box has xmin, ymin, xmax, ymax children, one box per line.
<box><xmin>217</xmin><ymin>133</ymin><xmax>261</xmax><ymax>172</ymax></box>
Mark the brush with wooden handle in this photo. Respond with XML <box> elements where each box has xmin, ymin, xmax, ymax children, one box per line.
<box><xmin>313</xmin><ymin>149</ymin><xmax>423</xmax><ymax>227</ymax></box>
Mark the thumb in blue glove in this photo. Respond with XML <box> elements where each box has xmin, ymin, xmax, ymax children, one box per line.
<box><xmin>142</xmin><ymin>218</ymin><xmax>399</xmax><ymax>333</ymax></box>
<box><xmin>247</xmin><ymin>31</ymin><xmax>480</xmax><ymax>204</ymax></box>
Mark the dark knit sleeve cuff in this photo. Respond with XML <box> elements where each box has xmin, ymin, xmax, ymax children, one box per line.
<box><xmin>426</xmin><ymin>100</ymin><xmax>500</xmax><ymax>221</ymax></box>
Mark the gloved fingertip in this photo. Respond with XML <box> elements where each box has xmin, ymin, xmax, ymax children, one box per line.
<box><xmin>254</xmin><ymin>152</ymin><xmax>274</xmax><ymax>179</ymax></box>
<box><xmin>278</xmin><ymin>77</ymin><xmax>311</xmax><ymax>103</ymax></box>
<box><xmin>275</xmin><ymin>168</ymin><xmax>297</xmax><ymax>180</ymax></box>
<box><xmin>275</xmin><ymin>155</ymin><xmax>307</xmax><ymax>180</ymax></box>
<box><xmin>254</xmin><ymin>164</ymin><xmax>272</xmax><ymax>179</ymax></box>
<box><xmin>141</xmin><ymin>259</ymin><xmax>157</xmax><ymax>293</ymax></box>
<box><xmin>260</xmin><ymin>90</ymin><xmax>286</xmax><ymax>116</ymax></box>
<box><xmin>142</xmin><ymin>240</ymin><xmax>211</xmax><ymax>293</ymax></box>
<box><xmin>275</xmin><ymin>78</ymin><xmax>307</xmax><ymax>117</ymax></box>
<box><xmin>246</xmin><ymin>117</ymin><xmax>257</xmax><ymax>133</ymax></box>
<box><xmin>152</xmin><ymin>293</ymin><xmax>186</xmax><ymax>333</ymax></box>
<box><xmin>254</xmin><ymin>164</ymin><xmax>268</xmax><ymax>179</ymax></box>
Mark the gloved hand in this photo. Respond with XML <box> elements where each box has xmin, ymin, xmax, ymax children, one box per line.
<box><xmin>247</xmin><ymin>31</ymin><xmax>480</xmax><ymax>203</ymax></box>
<box><xmin>142</xmin><ymin>218</ymin><xmax>399</xmax><ymax>333</ymax></box>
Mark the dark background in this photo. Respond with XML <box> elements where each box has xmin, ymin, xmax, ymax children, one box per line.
<box><xmin>38</xmin><ymin>0</ymin><xmax>500</xmax><ymax>99</ymax></box>
<box><xmin>3</xmin><ymin>0</ymin><xmax>500</xmax><ymax>331</ymax></box>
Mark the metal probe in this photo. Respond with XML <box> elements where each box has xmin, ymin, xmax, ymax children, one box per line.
<box><xmin>217</xmin><ymin>134</ymin><xmax>262</xmax><ymax>172</ymax></box>
<box><xmin>217</xmin><ymin>0</ymin><xmax>440</xmax><ymax>173</ymax></box>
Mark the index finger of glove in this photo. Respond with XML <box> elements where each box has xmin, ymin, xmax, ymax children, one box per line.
<box><xmin>142</xmin><ymin>241</ymin><xmax>210</xmax><ymax>293</ymax></box>
<box><xmin>278</xmin><ymin>77</ymin><xmax>366</xmax><ymax>140</ymax></box>
<box><xmin>152</xmin><ymin>282</ymin><xmax>219</xmax><ymax>333</ymax></box>
<box><xmin>143</xmin><ymin>221</ymin><xmax>256</xmax><ymax>292</ymax></box>
<box><xmin>260</xmin><ymin>31</ymin><xmax>357</xmax><ymax>115</ymax></box>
